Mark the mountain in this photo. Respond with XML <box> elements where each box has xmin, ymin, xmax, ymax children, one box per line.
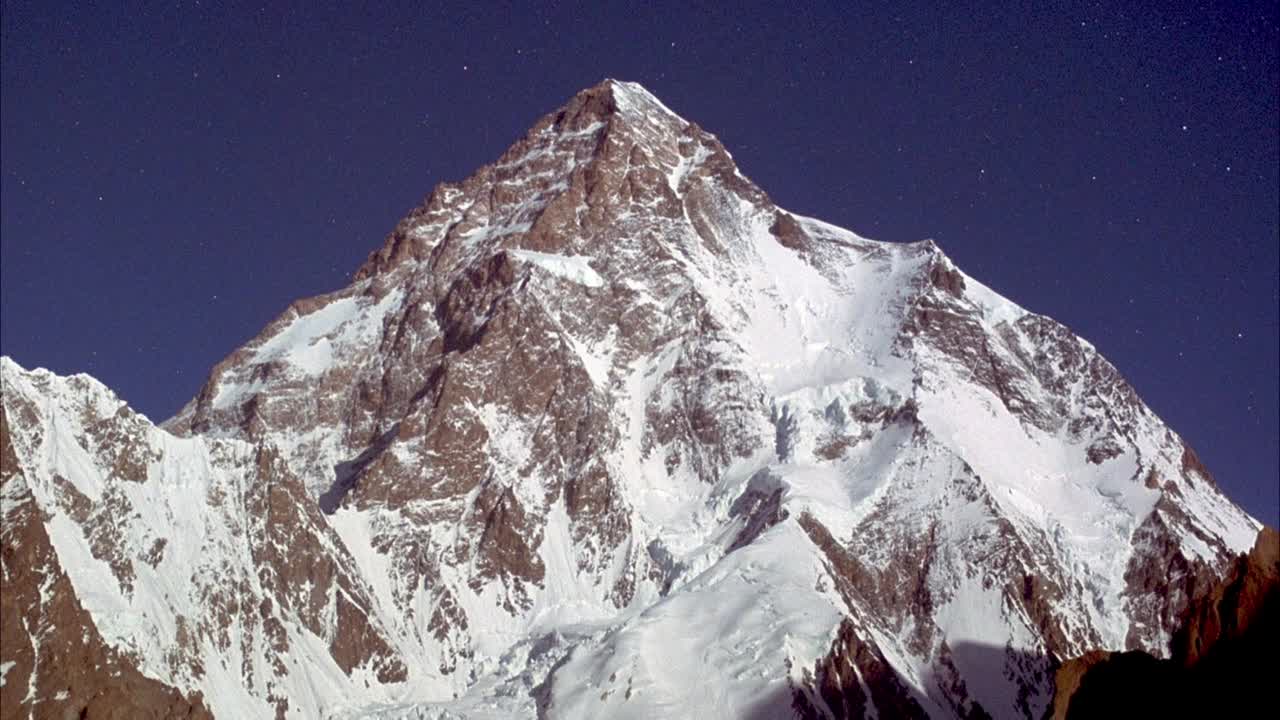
<box><xmin>0</xmin><ymin>80</ymin><xmax>1263</xmax><ymax>719</ymax></box>
<box><xmin>1046</xmin><ymin>526</ymin><xmax>1278</xmax><ymax>719</ymax></box>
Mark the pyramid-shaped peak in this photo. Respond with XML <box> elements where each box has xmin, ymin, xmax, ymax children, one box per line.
<box><xmin>598</xmin><ymin>79</ymin><xmax>685</xmax><ymax>120</ymax></box>
<box><xmin>545</xmin><ymin>79</ymin><xmax>689</xmax><ymax>134</ymax></box>
<box><xmin>103</xmin><ymin>67</ymin><xmax>1262</xmax><ymax>720</ymax></box>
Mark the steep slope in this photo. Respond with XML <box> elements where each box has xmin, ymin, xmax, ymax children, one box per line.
<box><xmin>1046</xmin><ymin>526</ymin><xmax>1278</xmax><ymax>719</ymax></box>
<box><xmin>1</xmin><ymin>360</ymin><xmax>405</xmax><ymax>719</ymax></box>
<box><xmin>1</xmin><ymin>80</ymin><xmax>1262</xmax><ymax>719</ymax></box>
<box><xmin>0</xmin><ymin>405</ymin><xmax>212</xmax><ymax>720</ymax></box>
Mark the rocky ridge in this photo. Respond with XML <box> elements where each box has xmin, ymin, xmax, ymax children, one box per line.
<box><xmin>0</xmin><ymin>405</ymin><xmax>213</xmax><ymax>720</ymax></box>
<box><xmin>0</xmin><ymin>80</ymin><xmax>1263</xmax><ymax>719</ymax></box>
<box><xmin>1045</xmin><ymin>526</ymin><xmax>1278</xmax><ymax>719</ymax></box>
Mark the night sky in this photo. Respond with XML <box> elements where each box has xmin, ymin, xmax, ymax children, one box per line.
<box><xmin>2</xmin><ymin>2</ymin><xmax>1276</xmax><ymax>523</ymax></box>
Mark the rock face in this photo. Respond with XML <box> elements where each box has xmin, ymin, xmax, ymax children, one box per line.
<box><xmin>0</xmin><ymin>406</ymin><xmax>212</xmax><ymax>720</ymax></box>
<box><xmin>0</xmin><ymin>80</ymin><xmax>1264</xmax><ymax>719</ymax></box>
<box><xmin>1046</xmin><ymin>526</ymin><xmax>1278</xmax><ymax>719</ymax></box>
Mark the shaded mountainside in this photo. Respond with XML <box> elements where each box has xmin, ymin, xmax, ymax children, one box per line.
<box><xmin>0</xmin><ymin>80</ymin><xmax>1265</xmax><ymax>718</ymax></box>
<box><xmin>1047</xmin><ymin>526</ymin><xmax>1279</xmax><ymax>719</ymax></box>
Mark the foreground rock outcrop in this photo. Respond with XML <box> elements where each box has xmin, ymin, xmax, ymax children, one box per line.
<box><xmin>1047</xmin><ymin>526</ymin><xmax>1278</xmax><ymax>719</ymax></box>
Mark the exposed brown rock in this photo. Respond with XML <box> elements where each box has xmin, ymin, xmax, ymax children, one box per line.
<box><xmin>33</xmin><ymin>80</ymin><xmax>1256</xmax><ymax>719</ymax></box>
<box><xmin>726</xmin><ymin>470</ymin><xmax>788</xmax><ymax>552</ymax></box>
<box><xmin>770</xmin><ymin>211</ymin><xmax>810</xmax><ymax>251</ymax></box>
<box><xmin>1085</xmin><ymin>438</ymin><xmax>1123</xmax><ymax>464</ymax></box>
<box><xmin>1047</xmin><ymin>649</ymin><xmax>1177</xmax><ymax>720</ymax></box>
<box><xmin>1050</xmin><ymin>526</ymin><xmax>1280</xmax><ymax>719</ymax></box>
<box><xmin>331</xmin><ymin>591</ymin><xmax>408</xmax><ymax>683</ymax></box>
<box><xmin>927</xmin><ymin>258</ymin><xmax>967</xmax><ymax>297</ymax></box>
<box><xmin>901</xmin><ymin>288</ymin><xmax>1048</xmax><ymax>431</ymax></box>
<box><xmin>1180</xmin><ymin>443</ymin><xmax>1215</xmax><ymax>487</ymax></box>
<box><xmin>793</xmin><ymin>619</ymin><xmax>930</xmax><ymax>720</ymax></box>
<box><xmin>0</xmin><ymin>407</ymin><xmax>212</xmax><ymax>720</ymax></box>
<box><xmin>245</xmin><ymin>445</ymin><xmax>406</xmax><ymax>681</ymax></box>
<box><xmin>1121</xmin><ymin>498</ymin><xmax>1224</xmax><ymax>650</ymax></box>
<box><xmin>813</xmin><ymin>433</ymin><xmax>858</xmax><ymax>460</ymax></box>
<box><xmin>468</xmin><ymin>482</ymin><xmax>545</xmax><ymax>610</ymax></box>
<box><xmin>1171</xmin><ymin>525</ymin><xmax>1278</xmax><ymax>666</ymax></box>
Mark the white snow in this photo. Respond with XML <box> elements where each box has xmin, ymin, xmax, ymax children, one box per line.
<box><xmin>253</xmin><ymin>296</ymin><xmax>360</xmax><ymax>367</ymax></box>
<box><xmin>609</xmin><ymin>80</ymin><xmax>687</xmax><ymax>126</ymax></box>
<box><xmin>509</xmin><ymin>249</ymin><xmax>605</xmax><ymax>287</ymax></box>
<box><xmin>0</xmin><ymin>79</ymin><xmax>1266</xmax><ymax>720</ymax></box>
<box><xmin>547</xmin><ymin>521</ymin><xmax>842</xmax><ymax>720</ymax></box>
<box><xmin>216</xmin><ymin>287</ymin><xmax>407</xmax><ymax>392</ymax></box>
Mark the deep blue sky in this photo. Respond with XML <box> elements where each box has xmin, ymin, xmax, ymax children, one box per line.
<box><xmin>2</xmin><ymin>1</ymin><xmax>1276</xmax><ymax>523</ymax></box>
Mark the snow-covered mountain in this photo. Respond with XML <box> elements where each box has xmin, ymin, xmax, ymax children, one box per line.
<box><xmin>0</xmin><ymin>80</ymin><xmax>1262</xmax><ymax>719</ymax></box>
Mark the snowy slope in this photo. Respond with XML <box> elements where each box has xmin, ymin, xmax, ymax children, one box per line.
<box><xmin>0</xmin><ymin>358</ymin><xmax>414</xmax><ymax>719</ymax></box>
<box><xmin>1</xmin><ymin>80</ymin><xmax>1262</xmax><ymax>719</ymax></box>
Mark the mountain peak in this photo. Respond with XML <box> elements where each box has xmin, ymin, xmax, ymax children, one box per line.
<box><xmin>350</xmin><ymin>79</ymin><xmax>762</xmax><ymax>280</ymax></box>
<box><xmin>502</xmin><ymin>78</ymin><xmax>690</xmax><ymax>150</ymax></box>
<box><xmin>7</xmin><ymin>80</ymin><xmax>1263</xmax><ymax>720</ymax></box>
<box><xmin>559</xmin><ymin>78</ymin><xmax>687</xmax><ymax>125</ymax></box>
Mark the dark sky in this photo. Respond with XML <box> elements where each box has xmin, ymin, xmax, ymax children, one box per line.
<box><xmin>2</xmin><ymin>1</ymin><xmax>1276</xmax><ymax>523</ymax></box>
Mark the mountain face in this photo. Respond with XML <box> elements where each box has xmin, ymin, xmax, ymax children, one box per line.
<box><xmin>0</xmin><ymin>80</ymin><xmax>1263</xmax><ymax>719</ymax></box>
<box><xmin>1046</xmin><ymin>527</ymin><xmax>1279</xmax><ymax>719</ymax></box>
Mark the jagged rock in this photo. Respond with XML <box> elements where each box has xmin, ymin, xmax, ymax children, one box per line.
<box><xmin>0</xmin><ymin>80</ymin><xmax>1262</xmax><ymax>719</ymax></box>
<box><xmin>0</xmin><ymin>407</ymin><xmax>213</xmax><ymax>720</ymax></box>
<box><xmin>1048</xmin><ymin>526</ymin><xmax>1279</xmax><ymax>719</ymax></box>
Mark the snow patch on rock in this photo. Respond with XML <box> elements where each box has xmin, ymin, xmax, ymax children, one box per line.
<box><xmin>510</xmin><ymin>249</ymin><xmax>605</xmax><ymax>288</ymax></box>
